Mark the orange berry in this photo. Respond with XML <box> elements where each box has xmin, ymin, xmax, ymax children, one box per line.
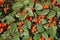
<box><xmin>41</xmin><ymin>15</ymin><xmax>45</xmax><ymax>19</ymax></box>
<box><xmin>48</xmin><ymin>38</ymin><xmax>52</xmax><ymax>40</ymax></box>
<box><xmin>1</xmin><ymin>23</ymin><xmax>7</xmax><ymax>28</ymax></box>
<box><xmin>34</xmin><ymin>29</ymin><xmax>37</xmax><ymax>32</ymax></box>
<box><xmin>31</xmin><ymin>8</ymin><xmax>35</xmax><ymax>11</ymax></box>
<box><xmin>29</xmin><ymin>16</ymin><xmax>32</xmax><ymax>20</ymax></box>
<box><xmin>19</xmin><ymin>21</ymin><xmax>24</xmax><ymax>26</ymax></box>
<box><xmin>39</xmin><ymin>15</ymin><xmax>42</xmax><ymax>18</ymax></box>
<box><xmin>19</xmin><ymin>28</ymin><xmax>24</xmax><ymax>33</ymax></box>
<box><xmin>40</xmin><ymin>37</ymin><xmax>45</xmax><ymax>40</ymax></box>
<box><xmin>21</xmin><ymin>21</ymin><xmax>24</xmax><ymax>25</ymax></box>
<box><xmin>54</xmin><ymin>16</ymin><xmax>57</xmax><ymax>19</ymax></box>
<box><xmin>23</xmin><ymin>9</ymin><xmax>28</xmax><ymax>13</ymax></box>
<box><xmin>0</xmin><ymin>0</ymin><xmax>4</xmax><ymax>5</ymax></box>
<box><xmin>0</xmin><ymin>28</ymin><xmax>4</xmax><ymax>33</ymax></box>
<box><xmin>29</xmin><ymin>37</ymin><xmax>33</xmax><ymax>40</ymax></box>
<box><xmin>46</xmin><ymin>23</ymin><xmax>50</xmax><ymax>27</ymax></box>
<box><xmin>43</xmin><ymin>5</ymin><xmax>49</xmax><ymax>9</ymax></box>
<box><xmin>33</xmin><ymin>0</ymin><xmax>38</xmax><ymax>2</ymax></box>
<box><xmin>32</xmin><ymin>29</ymin><xmax>35</xmax><ymax>33</ymax></box>
<box><xmin>34</xmin><ymin>18</ymin><xmax>38</xmax><ymax>23</ymax></box>
<box><xmin>33</xmin><ymin>25</ymin><xmax>37</xmax><ymax>29</ymax></box>
<box><xmin>26</xmin><ymin>19</ymin><xmax>29</xmax><ymax>21</ymax></box>
<box><xmin>7</xmin><ymin>26</ymin><xmax>11</xmax><ymax>30</ymax></box>
<box><xmin>38</xmin><ymin>20</ymin><xmax>41</xmax><ymax>24</ymax></box>
<box><xmin>52</xmin><ymin>0</ymin><xmax>57</xmax><ymax>4</ymax></box>
<box><xmin>53</xmin><ymin>20</ymin><xmax>57</xmax><ymax>25</ymax></box>
<box><xmin>0</xmin><ymin>23</ymin><xmax>2</xmax><ymax>27</ymax></box>
<box><xmin>48</xmin><ymin>18</ymin><xmax>53</xmax><ymax>21</ymax></box>
<box><xmin>4</xmin><ymin>7</ymin><xmax>9</xmax><ymax>11</ymax></box>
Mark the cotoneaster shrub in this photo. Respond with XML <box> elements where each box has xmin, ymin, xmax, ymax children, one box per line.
<box><xmin>0</xmin><ymin>0</ymin><xmax>60</xmax><ymax>40</ymax></box>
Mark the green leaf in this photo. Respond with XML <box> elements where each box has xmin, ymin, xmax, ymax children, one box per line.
<box><xmin>34</xmin><ymin>34</ymin><xmax>40</xmax><ymax>40</ymax></box>
<box><xmin>57</xmin><ymin>12</ymin><xmax>60</xmax><ymax>17</ymax></box>
<box><xmin>40</xmin><ymin>19</ymin><xmax>47</xmax><ymax>24</ymax></box>
<box><xmin>1</xmin><ymin>30</ymin><xmax>10</xmax><ymax>39</ymax></box>
<box><xmin>11</xmin><ymin>34</ymin><xmax>20</xmax><ymax>40</ymax></box>
<box><xmin>26</xmin><ymin>8</ymin><xmax>33</xmax><ymax>16</ymax></box>
<box><xmin>12</xmin><ymin>2</ymin><xmax>23</xmax><ymax>10</ymax></box>
<box><xmin>11</xmin><ymin>11</ymin><xmax>16</xmax><ymax>17</ymax></box>
<box><xmin>35</xmin><ymin>3</ymin><xmax>43</xmax><ymax>10</ymax></box>
<box><xmin>5</xmin><ymin>15</ymin><xmax>15</xmax><ymax>22</ymax></box>
<box><xmin>33</xmin><ymin>12</ymin><xmax>37</xmax><ymax>17</ymax></box>
<box><xmin>58</xmin><ymin>38</ymin><xmax>60</xmax><ymax>40</ymax></box>
<box><xmin>53</xmin><ymin>5</ymin><xmax>60</xmax><ymax>12</ymax></box>
<box><xmin>19</xmin><ymin>13</ymin><xmax>27</xmax><ymax>20</ymax></box>
<box><xmin>10</xmin><ymin>23</ymin><xmax>17</xmax><ymax>34</ymax></box>
<box><xmin>21</xmin><ymin>25</ymin><xmax>29</xmax><ymax>37</ymax></box>
<box><xmin>24</xmin><ymin>21</ymin><xmax>31</xmax><ymax>29</ymax></box>
<box><xmin>22</xmin><ymin>37</ymin><xmax>29</xmax><ymax>40</ymax></box>
<box><xmin>42</xmin><ymin>31</ymin><xmax>48</xmax><ymax>40</ymax></box>
<box><xmin>29</xmin><ymin>0</ymin><xmax>34</xmax><ymax>7</ymax></box>
<box><xmin>47</xmin><ymin>11</ymin><xmax>56</xmax><ymax>18</ymax></box>
<box><xmin>23</xmin><ymin>0</ymin><xmax>29</xmax><ymax>5</ymax></box>
<box><xmin>49</xmin><ymin>26</ymin><xmax>56</xmax><ymax>38</ymax></box>
<box><xmin>41</xmin><ymin>9</ymin><xmax>50</xmax><ymax>15</ymax></box>
<box><xmin>57</xmin><ymin>0</ymin><xmax>60</xmax><ymax>4</ymax></box>
<box><xmin>37</xmin><ymin>24</ymin><xmax>44</xmax><ymax>32</ymax></box>
<box><xmin>36</xmin><ymin>11</ymin><xmax>42</xmax><ymax>15</ymax></box>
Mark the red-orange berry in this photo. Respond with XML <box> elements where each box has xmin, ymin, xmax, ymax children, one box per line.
<box><xmin>33</xmin><ymin>0</ymin><xmax>38</xmax><ymax>2</ymax></box>
<box><xmin>7</xmin><ymin>26</ymin><xmax>11</xmax><ymax>30</ymax></box>
<box><xmin>0</xmin><ymin>0</ymin><xmax>4</xmax><ymax>5</ymax></box>
<box><xmin>40</xmin><ymin>37</ymin><xmax>45</xmax><ymax>40</ymax></box>
<box><xmin>29</xmin><ymin>37</ymin><xmax>33</xmax><ymax>40</ymax></box>
<box><xmin>43</xmin><ymin>5</ymin><xmax>49</xmax><ymax>9</ymax></box>
<box><xmin>46</xmin><ymin>23</ymin><xmax>50</xmax><ymax>27</ymax></box>
<box><xmin>31</xmin><ymin>29</ymin><xmax>35</xmax><ymax>33</ymax></box>
<box><xmin>34</xmin><ymin>18</ymin><xmax>38</xmax><ymax>23</ymax></box>
<box><xmin>19</xmin><ymin>28</ymin><xmax>24</xmax><ymax>33</ymax></box>
<box><xmin>0</xmin><ymin>23</ymin><xmax>2</xmax><ymax>27</ymax></box>
<box><xmin>48</xmin><ymin>18</ymin><xmax>53</xmax><ymax>21</ymax></box>
<box><xmin>48</xmin><ymin>38</ymin><xmax>52</xmax><ymax>40</ymax></box>
<box><xmin>4</xmin><ymin>7</ymin><xmax>9</xmax><ymax>11</ymax></box>
<box><xmin>52</xmin><ymin>20</ymin><xmax>57</xmax><ymax>25</ymax></box>
<box><xmin>52</xmin><ymin>0</ymin><xmax>57</xmax><ymax>4</ymax></box>
<box><xmin>29</xmin><ymin>16</ymin><xmax>32</xmax><ymax>20</ymax></box>
<box><xmin>54</xmin><ymin>16</ymin><xmax>57</xmax><ymax>19</ymax></box>
<box><xmin>33</xmin><ymin>25</ymin><xmax>37</xmax><ymax>29</ymax></box>
<box><xmin>1</xmin><ymin>23</ymin><xmax>7</xmax><ymax>28</ymax></box>
<box><xmin>23</xmin><ymin>9</ymin><xmax>28</xmax><ymax>13</ymax></box>
<box><xmin>0</xmin><ymin>28</ymin><xmax>4</xmax><ymax>33</ymax></box>
<box><xmin>41</xmin><ymin>15</ymin><xmax>45</xmax><ymax>19</ymax></box>
<box><xmin>19</xmin><ymin>21</ymin><xmax>24</xmax><ymax>26</ymax></box>
<box><xmin>31</xmin><ymin>8</ymin><xmax>35</xmax><ymax>11</ymax></box>
<box><xmin>37</xmin><ymin>20</ymin><xmax>41</xmax><ymax>24</ymax></box>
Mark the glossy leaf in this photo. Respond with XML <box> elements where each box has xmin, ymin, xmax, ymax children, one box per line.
<box><xmin>22</xmin><ymin>25</ymin><xmax>29</xmax><ymax>37</ymax></box>
<box><xmin>40</xmin><ymin>19</ymin><xmax>47</xmax><ymax>24</ymax></box>
<box><xmin>57</xmin><ymin>12</ymin><xmax>60</xmax><ymax>17</ymax></box>
<box><xmin>26</xmin><ymin>8</ymin><xmax>33</xmax><ymax>16</ymax></box>
<box><xmin>47</xmin><ymin>11</ymin><xmax>56</xmax><ymax>18</ymax></box>
<box><xmin>10</xmin><ymin>23</ymin><xmax>17</xmax><ymax>34</ymax></box>
<box><xmin>12</xmin><ymin>2</ymin><xmax>23</xmax><ymax>10</ymax></box>
<box><xmin>42</xmin><ymin>31</ymin><xmax>48</xmax><ymax>40</ymax></box>
<box><xmin>24</xmin><ymin>21</ymin><xmax>31</xmax><ymax>29</ymax></box>
<box><xmin>35</xmin><ymin>3</ymin><xmax>43</xmax><ymax>10</ymax></box>
<box><xmin>49</xmin><ymin>26</ymin><xmax>56</xmax><ymax>38</ymax></box>
<box><xmin>41</xmin><ymin>9</ymin><xmax>50</xmax><ymax>15</ymax></box>
<box><xmin>34</xmin><ymin>34</ymin><xmax>40</xmax><ymax>40</ymax></box>
<box><xmin>19</xmin><ymin>13</ymin><xmax>27</xmax><ymax>20</ymax></box>
<box><xmin>37</xmin><ymin>24</ymin><xmax>44</xmax><ymax>32</ymax></box>
<box><xmin>5</xmin><ymin>15</ymin><xmax>15</xmax><ymax>23</ymax></box>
